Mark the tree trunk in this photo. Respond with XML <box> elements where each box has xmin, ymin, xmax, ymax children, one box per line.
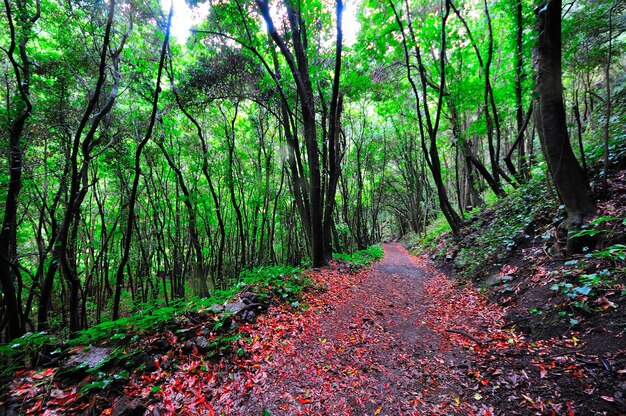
<box><xmin>256</xmin><ymin>0</ymin><xmax>341</xmax><ymax>267</ymax></box>
<box><xmin>392</xmin><ymin>0</ymin><xmax>463</xmax><ymax>237</ymax></box>
<box><xmin>514</xmin><ymin>0</ymin><xmax>528</xmax><ymax>181</ymax></box>
<box><xmin>0</xmin><ymin>0</ymin><xmax>40</xmax><ymax>341</ymax></box>
<box><xmin>113</xmin><ymin>9</ymin><xmax>171</xmax><ymax>320</ymax></box>
<box><xmin>322</xmin><ymin>0</ymin><xmax>345</xmax><ymax>261</ymax></box>
<box><xmin>602</xmin><ymin>2</ymin><xmax>614</xmax><ymax>196</ymax></box>
<box><xmin>536</xmin><ymin>0</ymin><xmax>596</xmax><ymax>254</ymax></box>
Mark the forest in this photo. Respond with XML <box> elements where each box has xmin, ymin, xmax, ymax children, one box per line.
<box><xmin>1</xmin><ymin>0</ymin><xmax>625</xmax><ymax>414</ymax></box>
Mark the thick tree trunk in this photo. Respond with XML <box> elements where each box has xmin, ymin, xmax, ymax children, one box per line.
<box><xmin>536</xmin><ymin>0</ymin><xmax>596</xmax><ymax>254</ymax></box>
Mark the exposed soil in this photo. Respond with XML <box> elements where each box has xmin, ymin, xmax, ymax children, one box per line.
<box><xmin>422</xmin><ymin>165</ymin><xmax>626</xmax><ymax>416</ymax></box>
<box><xmin>229</xmin><ymin>243</ymin><xmax>471</xmax><ymax>415</ymax></box>
<box><xmin>216</xmin><ymin>243</ymin><xmax>625</xmax><ymax>415</ymax></box>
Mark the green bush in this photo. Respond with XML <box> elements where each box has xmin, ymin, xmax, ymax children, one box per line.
<box><xmin>1</xmin><ymin>265</ymin><xmax>308</xmax><ymax>377</ymax></box>
<box><xmin>334</xmin><ymin>244</ymin><xmax>384</xmax><ymax>267</ymax></box>
<box><xmin>238</xmin><ymin>265</ymin><xmax>306</xmax><ymax>302</ymax></box>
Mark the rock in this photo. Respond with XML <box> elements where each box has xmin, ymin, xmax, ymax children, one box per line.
<box><xmin>195</xmin><ymin>336</ymin><xmax>212</xmax><ymax>352</ymax></box>
<box><xmin>181</xmin><ymin>341</ymin><xmax>196</xmax><ymax>354</ymax></box>
<box><xmin>241</xmin><ymin>309</ymin><xmax>257</xmax><ymax>324</ymax></box>
<box><xmin>229</xmin><ymin>320</ymin><xmax>239</xmax><ymax>333</ymax></box>
<box><xmin>148</xmin><ymin>338</ymin><xmax>172</xmax><ymax>353</ymax></box>
<box><xmin>241</xmin><ymin>292</ymin><xmax>261</xmax><ymax>304</ymax></box>
<box><xmin>208</xmin><ymin>304</ymin><xmax>225</xmax><ymax>313</ymax></box>
<box><xmin>62</xmin><ymin>347</ymin><xmax>112</xmax><ymax>373</ymax></box>
<box><xmin>124</xmin><ymin>351</ymin><xmax>158</xmax><ymax>372</ymax></box>
<box><xmin>486</xmin><ymin>274</ymin><xmax>515</xmax><ymax>287</ymax></box>
<box><xmin>225</xmin><ymin>302</ymin><xmax>248</xmax><ymax>315</ymax></box>
<box><xmin>112</xmin><ymin>397</ymin><xmax>146</xmax><ymax>416</ymax></box>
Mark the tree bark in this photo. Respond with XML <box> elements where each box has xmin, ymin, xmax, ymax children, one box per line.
<box><xmin>514</xmin><ymin>0</ymin><xmax>528</xmax><ymax>181</ymax></box>
<box><xmin>256</xmin><ymin>0</ymin><xmax>341</xmax><ymax>267</ymax></box>
<box><xmin>536</xmin><ymin>0</ymin><xmax>596</xmax><ymax>254</ymax></box>
<box><xmin>393</xmin><ymin>0</ymin><xmax>463</xmax><ymax>237</ymax></box>
<box><xmin>322</xmin><ymin>0</ymin><xmax>345</xmax><ymax>261</ymax></box>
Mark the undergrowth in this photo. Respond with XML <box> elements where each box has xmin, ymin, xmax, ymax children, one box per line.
<box><xmin>406</xmin><ymin>173</ymin><xmax>557</xmax><ymax>281</ymax></box>
<box><xmin>0</xmin><ymin>246</ymin><xmax>382</xmax><ymax>379</ymax></box>
<box><xmin>0</xmin><ymin>265</ymin><xmax>304</xmax><ymax>378</ymax></box>
<box><xmin>451</xmin><ymin>174</ymin><xmax>557</xmax><ymax>280</ymax></box>
<box><xmin>334</xmin><ymin>244</ymin><xmax>384</xmax><ymax>268</ymax></box>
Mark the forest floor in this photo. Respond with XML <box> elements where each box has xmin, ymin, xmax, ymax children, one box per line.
<box><xmin>5</xmin><ymin>242</ymin><xmax>622</xmax><ymax>415</ymax></box>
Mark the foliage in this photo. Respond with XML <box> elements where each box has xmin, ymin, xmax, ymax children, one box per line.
<box><xmin>423</xmin><ymin>174</ymin><xmax>557</xmax><ymax>281</ymax></box>
<box><xmin>333</xmin><ymin>244</ymin><xmax>384</xmax><ymax>268</ymax></box>
<box><xmin>238</xmin><ymin>265</ymin><xmax>306</xmax><ymax>303</ymax></box>
<box><xmin>0</xmin><ymin>264</ymin><xmax>305</xmax><ymax>377</ymax></box>
<box><xmin>0</xmin><ymin>0</ymin><xmax>623</xmax><ymax>386</ymax></box>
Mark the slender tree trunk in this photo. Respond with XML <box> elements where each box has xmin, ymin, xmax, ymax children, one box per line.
<box><xmin>602</xmin><ymin>2</ymin><xmax>614</xmax><ymax>196</ymax></box>
<box><xmin>514</xmin><ymin>0</ymin><xmax>527</xmax><ymax>181</ymax></box>
<box><xmin>41</xmin><ymin>0</ymin><xmax>122</xmax><ymax>333</ymax></box>
<box><xmin>450</xmin><ymin>101</ymin><xmax>505</xmax><ymax>197</ymax></box>
<box><xmin>169</xmin><ymin>85</ymin><xmax>226</xmax><ymax>288</ymax></box>
<box><xmin>393</xmin><ymin>0</ymin><xmax>463</xmax><ymax>237</ymax></box>
<box><xmin>504</xmin><ymin>103</ymin><xmax>533</xmax><ymax>183</ymax></box>
<box><xmin>322</xmin><ymin>0</ymin><xmax>344</xmax><ymax>261</ymax></box>
<box><xmin>222</xmin><ymin>104</ymin><xmax>247</xmax><ymax>270</ymax></box>
<box><xmin>256</xmin><ymin>0</ymin><xmax>339</xmax><ymax>267</ymax></box>
<box><xmin>113</xmin><ymin>8</ymin><xmax>171</xmax><ymax>319</ymax></box>
<box><xmin>573</xmin><ymin>89</ymin><xmax>588</xmax><ymax>177</ymax></box>
<box><xmin>0</xmin><ymin>0</ymin><xmax>40</xmax><ymax>341</ymax></box>
<box><xmin>156</xmin><ymin>138</ymin><xmax>208</xmax><ymax>296</ymax></box>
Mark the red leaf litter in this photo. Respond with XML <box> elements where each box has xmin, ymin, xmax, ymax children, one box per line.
<box><xmin>7</xmin><ymin>243</ymin><xmax>599</xmax><ymax>415</ymax></box>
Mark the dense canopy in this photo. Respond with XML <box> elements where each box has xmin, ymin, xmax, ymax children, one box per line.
<box><xmin>0</xmin><ymin>0</ymin><xmax>623</xmax><ymax>344</ymax></box>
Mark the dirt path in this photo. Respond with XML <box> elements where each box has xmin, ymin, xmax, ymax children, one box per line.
<box><xmin>5</xmin><ymin>244</ymin><xmax>618</xmax><ymax>414</ymax></box>
<box><xmin>228</xmin><ymin>243</ymin><xmax>475</xmax><ymax>415</ymax></box>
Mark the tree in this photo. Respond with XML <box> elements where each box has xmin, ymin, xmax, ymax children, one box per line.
<box><xmin>536</xmin><ymin>0</ymin><xmax>596</xmax><ymax>254</ymax></box>
<box><xmin>255</xmin><ymin>0</ymin><xmax>345</xmax><ymax>266</ymax></box>
<box><xmin>0</xmin><ymin>0</ymin><xmax>39</xmax><ymax>340</ymax></box>
<box><xmin>390</xmin><ymin>0</ymin><xmax>463</xmax><ymax>237</ymax></box>
<box><xmin>112</xmin><ymin>6</ymin><xmax>172</xmax><ymax>320</ymax></box>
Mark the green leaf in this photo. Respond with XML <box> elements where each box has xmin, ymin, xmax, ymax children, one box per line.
<box><xmin>574</xmin><ymin>286</ymin><xmax>591</xmax><ymax>296</ymax></box>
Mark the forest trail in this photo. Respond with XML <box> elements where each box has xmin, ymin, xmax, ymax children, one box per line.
<box><xmin>226</xmin><ymin>243</ymin><xmax>484</xmax><ymax>415</ymax></box>
<box><xmin>6</xmin><ymin>244</ymin><xmax>589</xmax><ymax>415</ymax></box>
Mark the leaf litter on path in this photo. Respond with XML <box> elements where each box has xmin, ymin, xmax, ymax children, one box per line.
<box><xmin>5</xmin><ymin>243</ymin><xmax>617</xmax><ymax>415</ymax></box>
